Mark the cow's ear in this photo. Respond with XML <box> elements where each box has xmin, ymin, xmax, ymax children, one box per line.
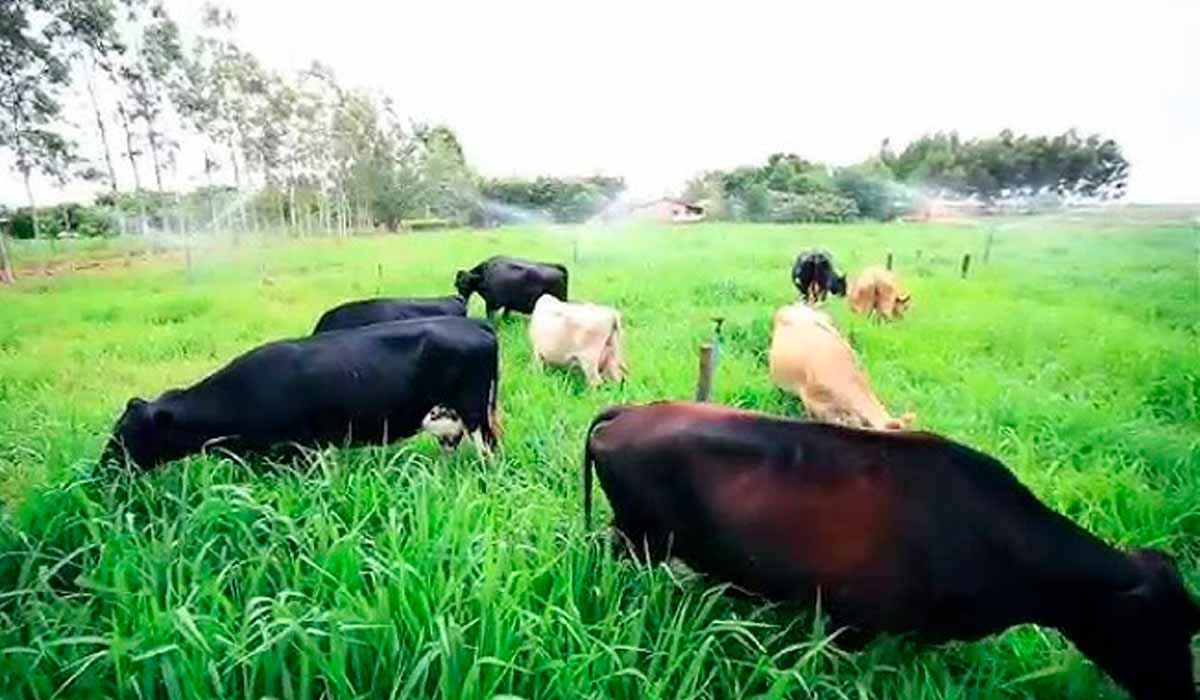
<box><xmin>126</xmin><ymin>397</ymin><xmax>149</xmax><ymax>411</ymax></box>
<box><xmin>151</xmin><ymin>408</ymin><xmax>174</xmax><ymax>429</ymax></box>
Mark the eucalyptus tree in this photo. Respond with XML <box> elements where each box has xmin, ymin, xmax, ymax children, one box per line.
<box><xmin>118</xmin><ymin>3</ymin><xmax>183</xmax><ymax>195</ymax></box>
<box><xmin>59</xmin><ymin>0</ymin><xmax>131</xmax><ymax>195</ymax></box>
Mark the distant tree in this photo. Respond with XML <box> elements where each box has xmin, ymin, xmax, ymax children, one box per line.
<box><xmin>741</xmin><ymin>183</ymin><xmax>771</xmax><ymax>222</ymax></box>
<box><xmin>833</xmin><ymin>165</ymin><xmax>898</xmax><ymax>220</ymax></box>
<box><xmin>119</xmin><ymin>3</ymin><xmax>184</xmax><ymax>194</ymax></box>
<box><xmin>478</xmin><ymin>175</ymin><xmax>625</xmax><ymax>223</ymax></box>
<box><xmin>881</xmin><ymin>129</ymin><xmax>1130</xmax><ymax>202</ymax></box>
<box><xmin>60</xmin><ymin>0</ymin><xmax>130</xmax><ymax>195</ymax></box>
<box><xmin>0</xmin><ymin>0</ymin><xmax>77</xmax><ymax>241</ymax></box>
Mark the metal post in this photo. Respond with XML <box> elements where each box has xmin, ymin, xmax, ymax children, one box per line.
<box><xmin>961</xmin><ymin>253</ymin><xmax>972</xmax><ymax>279</ymax></box>
<box><xmin>983</xmin><ymin>228</ymin><xmax>995</xmax><ymax>263</ymax></box>
<box><xmin>886</xmin><ymin>251</ymin><xmax>893</xmax><ymax>270</ymax></box>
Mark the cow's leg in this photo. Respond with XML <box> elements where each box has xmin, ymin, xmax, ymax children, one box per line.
<box><xmin>470</xmin><ymin>429</ymin><xmax>492</xmax><ymax>457</ymax></box>
<box><xmin>448</xmin><ymin>378</ymin><xmax>498</xmax><ymax>454</ymax></box>
<box><xmin>601</xmin><ymin>357</ymin><xmax>623</xmax><ymax>383</ymax></box>
<box><xmin>578</xmin><ymin>354</ymin><xmax>603</xmax><ymax>388</ymax></box>
<box><xmin>485</xmin><ymin>303</ymin><xmax>498</xmax><ymax>322</ymax></box>
<box><xmin>877</xmin><ymin>291</ymin><xmax>895</xmax><ymax>319</ymax></box>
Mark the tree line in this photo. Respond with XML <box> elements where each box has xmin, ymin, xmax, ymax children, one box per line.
<box><xmin>0</xmin><ymin>1</ymin><xmax>1132</xmax><ymax>281</ymax></box>
<box><xmin>685</xmin><ymin>129</ymin><xmax>1129</xmax><ymax>224</ymax></box>
<box><xmin>1</xmin><ymin>2</ymin><xmax>624</xmax><ymax>251</ymax></box>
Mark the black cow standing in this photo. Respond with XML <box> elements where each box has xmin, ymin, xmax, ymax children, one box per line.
<box><xmin>583</xmin><ymin>401</ymin><xmax>1200</xmax><ymax>700</ymax></box>
<box><xmin>455</xmin><ymin>256</ymin><xmax>568</xmax><ymax>318</ymax></box>
<box><xmin>102</xmin><ymin>316</ymin><xmax>499</xmax><ymax>470</ymax></box>
<box><xmin>792</xmin><ymin>249</ymin><xmax>846</xmax><ymax>303</ymax></box>
<box><xmin>312</xmin><ymin>295</ymin><xmax>467</xmax><ymax>334</ymax></box>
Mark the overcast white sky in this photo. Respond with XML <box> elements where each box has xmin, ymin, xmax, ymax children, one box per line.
<box><xmin>4</xmin><ymin>0</ymin><xmax>1198</xmax><ymax>206</ymax></box>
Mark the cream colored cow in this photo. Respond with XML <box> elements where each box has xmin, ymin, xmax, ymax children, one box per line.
<box><xmin>848</xmin><ymin>266</ymin><xmax>911</xmax><ymax>320</ymax></box>
<box><xmin>529</xmin><ymin>294</ymin><xmax>627</xmax><ymax>387</ymax></box>
<box><xmin>768</xmin><ymin>303</ymin><xmax>913</xmax><ymax>430</ymax></box>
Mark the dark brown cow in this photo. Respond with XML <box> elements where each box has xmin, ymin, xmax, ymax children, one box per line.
<box><xmin>583</xmin><ymin>401</ymin><xmax>1199</xmax><ymax>700</ymax></box>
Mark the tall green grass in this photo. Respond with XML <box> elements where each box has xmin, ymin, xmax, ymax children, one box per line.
<box><xmin>0</xmin><ymin>221</ymin><xmax>1196</xmax><ymax>698</ymax></box>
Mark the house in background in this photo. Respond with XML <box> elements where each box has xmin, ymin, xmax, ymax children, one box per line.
<box><xmin>595</xmin><ymin>198</ymin><xmax>706</xmax><ymax>224</ymax></box>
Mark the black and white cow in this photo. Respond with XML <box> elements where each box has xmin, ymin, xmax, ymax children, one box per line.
<box><xmin>455</xmin><ymin>256</ymin><xmax>568</xmax><ymax>317</ymax></box>
<box><xmin>102</xmin><ymin>316</ymin><xmax>499</xmax><ymax>470</ymax></box>
<box><xmin>312</xmin><ymin>295</ymin><xmax>467</xmax><ymax>334</ymax></box>
<box><xmin>792</xmin><ymin>249</ymin><xmax>846</xmax><ymax>303</ymax></box>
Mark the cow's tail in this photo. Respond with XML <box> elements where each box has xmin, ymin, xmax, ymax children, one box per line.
<box><xmin>583</xmin><ymin>405</ymin><xmax>625</xmax><ymax>530</ymax></box>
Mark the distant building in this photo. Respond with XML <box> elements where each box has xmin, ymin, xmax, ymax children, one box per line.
<box><xmin>595</xmin><ymin>198</ymin><xmax>705</xmax><ymax>224</ymax></box>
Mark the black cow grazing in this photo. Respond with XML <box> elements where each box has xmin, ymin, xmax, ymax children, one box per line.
<box><xmin>583</xmin><ymin>401</ymin><xmax>1200</xmax><ymax>700</ymax></box>
<box><xmin>792</xmin><ymin>249</ymin><xmax>846</xmax><ymax>303</ymax></box>
<box><xmin>312</xmin><ymin>295</ymin><xmax>467</xmax><ymax>334</ymax></box>
<box><xmin>455</xmin><ymin>256</ymin><xmax>568</xmax><ymax>317</ymax></box>
<box><xmin>102</xmin><ymin>317</ymin><xmax>499</xmax><ymax>470</ymax></box>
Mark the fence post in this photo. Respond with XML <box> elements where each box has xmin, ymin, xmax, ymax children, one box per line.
<box><xmin>983</xmin><ymin>228</ymin><xmax>995</xmax><ymax>263</ymax></box>
<box><xmin>961</xmin><ymin>253</ymin><xmax>972</xmax><ymax>279</ymax></box>
<box><xmin>886</xmin><ymin>251</ymin><xmax>893</xmax><ymax>270</ymax></box>
<box><xmin>695</xmin><ymin>343</ymin><xmax>716</xmax><ymax>402</ymax></box>
<box><xmin>573</xmin><ymin>234</ymin><xmax>580</xmax><ymax>264</ymax></box>
<box><xmin>377</xmin><ymin>263</ymin><xmax>384</xmax><ymax>295</ymax></box>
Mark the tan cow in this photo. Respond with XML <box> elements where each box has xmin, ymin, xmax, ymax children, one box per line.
<box><xmin>529</xmin><ymin>294</ymin><xmax>627</xmax><ymax>387</ymax></box>
<box><xmin>768</xmin><ymin>303</ymin><xmax>913</xmax><ymax>430</ymax></box>
<box><xmin>848</xmin><ymin>266</ymin><xmax>911</xmax><ymax>320</ymax></box>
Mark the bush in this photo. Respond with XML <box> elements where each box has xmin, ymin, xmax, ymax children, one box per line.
<box><xmin>834</xmin><ymin>168</ymin><xmax>902</xmax><ymax>220</ymax></box>
<box><xmin>768</xmin><ymin>192</ymin><xmax>860</xmax><ymax>223</ymax></box>
<box><xmin>72</xmin><ymin>206</ymin><xmax>119</xmax><ymax>238</ymax></box>
<box><xmin>479</xmin><ymin>176</ymin><xmax>625</xmax><ymax>224</ymax></box>
<box><xmin>5</xmin><ymin>205</ymin><xmax>118</xmax><ymax>239</ymax></box>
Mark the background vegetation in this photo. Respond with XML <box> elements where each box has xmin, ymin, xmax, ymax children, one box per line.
<box><xmin>2</xmin><ymin>1</ymin><xmax>1132</xmax><ymax>283</ymax></box>
<box><xmin>0</xmin><ymin>217</ymin><xmax>1195</xmax><ymax>699</ymax></box>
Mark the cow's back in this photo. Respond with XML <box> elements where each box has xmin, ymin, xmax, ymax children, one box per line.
<box><xmin>313</xmin><ymin>297</ymin><xmax>466</xmax><ymax>334</ymax></box>
<box><xmin>588</xmin><ymin>402</ymin><xmax>1133</xmax><ymax>634</ymax></box>
<box><xmin>481</xmin><ymin>258</ymin><xmax>568</xmax><ymax>312</ymax></box>
<box><xmin>184</xmin><ymin>317</ymin><xmax>495</xmax><ymax>450</ymax></box>
<box><xmin>768</xmin><ymin>306</ymin><xmax>897</xmax><ymax>428</ymax></box>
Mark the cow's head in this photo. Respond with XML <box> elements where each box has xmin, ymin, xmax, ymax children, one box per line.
<box><xmin>831</xmin><ymin>274</ymin><xmax>848</xmax><ymax>296</ymax></box>
<box><xmin>1072</xmin><ymin>548</ymin><xmax>1200</xmax><ymax>700</ymax></box>
<box><xmin>101</xmin><ymin>397</ymin><xmax>184</xmax><ymax>470</ymax></box>
<box><xmin>454</xmin><ymin>269</ymin><xmax>480</xmax><ymax>300</ymax></box>
<box><xmin>893</xmin><ymin>292</ymin><xmax>912</xmax><ymax>318</ymax></box>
